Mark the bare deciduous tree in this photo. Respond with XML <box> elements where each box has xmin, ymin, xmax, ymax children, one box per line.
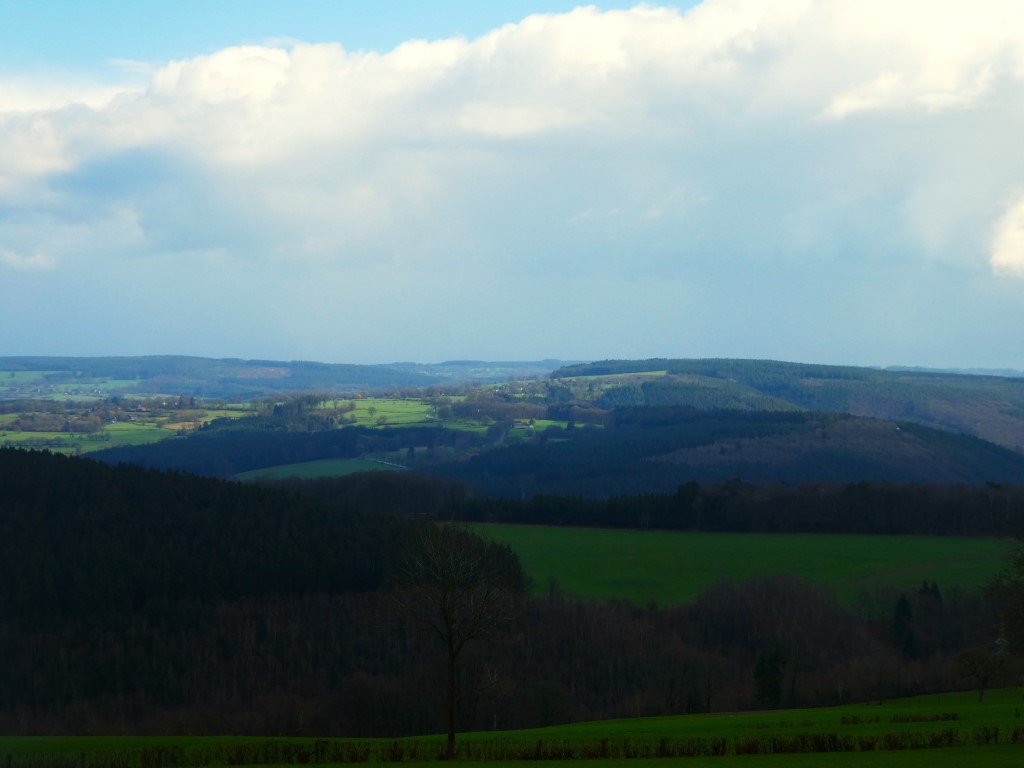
<box><xmin>389</xmin><ymin>523</ymin><xmax>526</xmax><ymax>758</ymax></box>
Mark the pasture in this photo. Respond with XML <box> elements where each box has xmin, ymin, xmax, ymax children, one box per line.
<box><xmin>2</xmin><ymin>689</ymin><xmax>1021</xmax><ymax>767</ymax></box>
<box><xmin>0</xmin><ymin>404</ymin><xmax>251</xmax><ymax>455</ymax></box>
<box><xmin>475</xmin><ymin>524</ymin><xmax>1014</xmax><ymax>604</ymax></box>
<box><xmin>343</xmin><ymin>398</ymin><xmax>435</xmax><ymax>427</ymax></box>
<box><xmin>0</xmin><ymin>422</ymin><xmax>169</xmax><ymax>454</ymax></box>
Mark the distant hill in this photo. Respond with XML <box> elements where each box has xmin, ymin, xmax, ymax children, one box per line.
<box><xmin>433</xmin><ymin>409</ymin><xmax>1024</xmax><ymax>496</ymax></box>
<box><xmin>552</xmin><ymin>358</ymin><xmax>1024</xmax><ymax>454</ymax></box>
<box><xmin>887</xmin><ymin>365</ymin><xmax>1024</xmax><ymax>378</ymax></box>
<box><xmin>0</xmin><ymin>356</ymin><xmax>574</xmax><ymax>399</ymax></box>
<box><xmin>13</xmin><ymin>354</ymin><xmax>1024</xmax><ymax>495</ymax></box>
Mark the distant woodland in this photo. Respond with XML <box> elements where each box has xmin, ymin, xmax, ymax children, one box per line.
<box><xmin>3</xmin><ymin>448</ymin><xmax>1023</xmax><ymax>736</ymax></box>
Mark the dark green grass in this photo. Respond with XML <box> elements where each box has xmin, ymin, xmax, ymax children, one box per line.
<box><xmin>101</xmin><ymin>422</ymin><xmax>174</xmax><ymax>446</ymax></box>
<box><xmin>407</xmin><ymin>749</ymin><xmax>1024</xmax><ymax>767</ymax></box>
<box><xmin>236</xmin><ymin>457</ymin><xmax>404</xmax><ymax>480</ymax></box>
<box><xmin>475</xmin><ymin>524</ymin><xmax>1013</xmax><ymax>604</ymax></box>
<box><xmin>2</xmin><ymin>690</ymin><xmax>1021</xmax><ymax>766</ymax></box>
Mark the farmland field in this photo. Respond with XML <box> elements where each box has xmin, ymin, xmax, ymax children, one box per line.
<box><xmin>0</xmin><ymin>422</ymin><xmax>176</xmax><ymax>454</ymax></box>
<box><xmin>476</xmin><ymin>524</ymin><xmax>1014</xmax><ymax>604</ymax></box>
<box><xmin>0</xmin><ymin>369</ymin><xmax>62</xmax><ymax>388</ymax></box>
<box><xmin>102</xmin><ymin>422</ymin><xmax>175</xmax><ymax>446</ymax></box>
<box><xmin>344</xmin><ymin>398</ymin><xmax>434</xmax><ymax>426</ymax></box>
<box><xmin>2</xmin><ymin>690</ymin><xmax>1021</xmax><ymax>767</ymax></box>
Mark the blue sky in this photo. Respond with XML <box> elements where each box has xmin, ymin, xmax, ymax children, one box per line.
<box><xmin>2</xmin><ymin>1</ymin><xmax>1024</xmax><ymax>368</ymax></box>
<box><xmin>1</xmin><ymin>1</ymin><xmax>697</xmax><ymax>70</ymax></box>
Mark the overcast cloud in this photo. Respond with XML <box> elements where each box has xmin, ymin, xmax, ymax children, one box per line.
<box><xmin>2</xmin><ymin>0</ymin><xmax>1024</xmax><ymax>367</ymax></box>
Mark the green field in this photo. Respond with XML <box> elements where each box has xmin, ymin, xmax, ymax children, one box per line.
<box><xmin>0</xmin><ymin>369</ymin><xmax>143</xmax><ymax>399</ymax></box>
<box><xmin>0</xmin><ymin>369</ymin><xmax>62</xmax><ymax>384</ymax></box>
<box><xmin>236</xmin><ymin>457</ymin><xmax>405</xmax><ymax>480</ymax></box>
<box><xmin>475</xmin><ymin>524</ymin><xmax>1014</xmax><ymax>604</ymax></box>
<box><xmin>2</xmin><ymin>690</ymin><xmax>1021</xmax><ymax>767</ymax></box>
<box><xmin>102</xmin><ymin>421</ymin><xmax>175</xmax><ymax>446</ymax></box>
<box><xmin>345</xmin><ymin>398</ymin><xmax>435</xmax><ymax>426</ymax></box>
<box><xmin>0</xmin><ymin>402</ymin><xmax>253</xmax><ymax>456</ymax></box>
<box><xmin>0</xmin><ymin>422</ymin><xmax>174</xmax><ymax>455</ymax></box>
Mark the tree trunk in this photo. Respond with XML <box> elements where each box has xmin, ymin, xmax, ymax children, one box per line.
<box><xmin>446</xmin><ymin>643</ymin><xmax>457</xmax><ymax>759</ymax></box>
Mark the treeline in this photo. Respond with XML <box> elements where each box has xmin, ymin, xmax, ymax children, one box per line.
<box><xmin>268</xmin><ymin>470</ymin><xmax>1024</xmax><ymax>536</ymax></box>
<box><xmin>453</xmin><ymin>481</ymin><xmax>1024</xmax><ymax>536</ymax></box>
<box><xmin>0</xmin><ymin>579</ymin><xmax>995</xmax><ymax>735</ymax></box>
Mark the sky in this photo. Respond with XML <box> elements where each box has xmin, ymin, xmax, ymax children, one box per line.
<box><xmin>2</xmin><ymin>0</ymin><xmax>1024</xmax><ymax>368</ymax></box>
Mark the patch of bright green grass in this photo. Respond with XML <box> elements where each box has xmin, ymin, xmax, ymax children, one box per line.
<box><xmin>0</xmin><ymin>432</ymin><xmax>75</xmax><ymax>451</ymax></box>
<box><xmin>204</xmin><ymin>408</ymin><xmax>251</xmax><ymax>420</ymax></box>
<box><xmin>98</xmin><ymin>422</ymin><xmax>173</xmax><ymax>448</ymax></box>
<box><xmin>0</xmin><ymin>369</ymin><xmax>63</xmax><ymax>384</ymax></box>
<box><xmin>236</xmin><ymin>457</ymin><xmax>405</xmax><ymax>481</ymax></box>
<box><xmin>96</xmin><ymin>379</ymin><xmax>140</xmax><ymax>389</ymax></box>
<box><xmin>476</xmin><ymin>524</ymin><xmax>1013</xmax><ymax>605</ymax></box>
<box><xmin>348</xmin><ymin>398</ymin><xmax>434</xmax><ymax>426</ymax></box>
<box><xmin>0</xmin><ymin>423</ymin><xmax>174</xmax><ymax>455</ymax></box>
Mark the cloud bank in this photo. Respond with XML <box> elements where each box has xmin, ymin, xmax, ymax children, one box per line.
<box><xmin>3</xmin><ymin>0</ymin><xmax>1024</xmax><ymax>365</ymax></box>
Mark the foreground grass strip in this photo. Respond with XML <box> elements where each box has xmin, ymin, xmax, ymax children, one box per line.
<box><xmin>3</xmin><ymin>691</ymin><xmax>1022</xmax><ymax>767</ymax></box>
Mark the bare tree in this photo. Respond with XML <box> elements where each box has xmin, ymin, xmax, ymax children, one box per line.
<box><xmin>389</xmin><ymin>523</ymin><xmax>526</xmax><ymax>758</ymax></box>
<box><xmin>957</xmin><ymin>646</ymin><xmax>1007</xmax><ymax>702</ymax></box>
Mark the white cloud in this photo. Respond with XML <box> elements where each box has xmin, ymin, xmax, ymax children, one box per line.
<box><xmin>991</xmin><ymin>194</ymin><xmax>1024</xmax><ymax>278</ymax></box>
<box><xmin>0</xmin><ymin>248</ymin><xmax>54</xmax><ymax>271</ymax></box>
<box><xmin>0</xmin><ymin>78</ymin><xmax>128</xmax><ymax>115</ymax></box>
<box><xmin>4</xmin><ymin>1</ymin><xmax>1024</xmax><ymax>363</ymax></box>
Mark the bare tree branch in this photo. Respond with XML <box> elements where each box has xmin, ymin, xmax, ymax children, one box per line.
<box><xmin>386</xmin><ymin>523</ymin><xmax>526</xmax><ymax>758</ymax></box>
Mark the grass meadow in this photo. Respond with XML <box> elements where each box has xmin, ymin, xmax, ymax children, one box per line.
<box><xmin>3</xmin><ymin>690</ymin><xmax>1021</xmax><ymax>767</ymax></box>
<box><xmin>236</xmin><ymin>457</ymin><xmax>405</xmax><ymax>480</ymax></box>
<box><xmin>475</xmin><ymin>524</ymin><xmax>1014</xmax><ymax>605</ymax></box>
<box><xmin>0</xmin><ymin>422</ymin><xmax>173</xmax><ymax>455</ymax></box>
<box><xmin>344</xmin><ymin>399</ymin><xmax>434</xmax><ymax>427</ymax></box>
